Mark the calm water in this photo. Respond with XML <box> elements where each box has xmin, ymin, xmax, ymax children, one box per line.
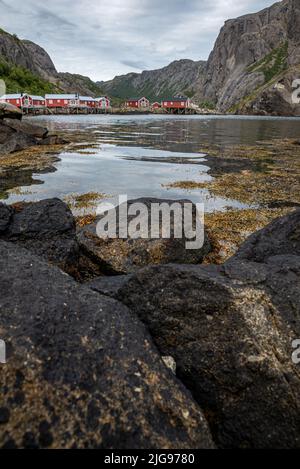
<box><xmin>3</xmin><ymin>114</ymin><xmax>300</xmax><ymax>212</ymax></box>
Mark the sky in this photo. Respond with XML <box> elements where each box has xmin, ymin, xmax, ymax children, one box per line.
<box><xmin>0</xmin><ymin>0</ymin><xmax>277</xmax><ymax>81</ymax></box>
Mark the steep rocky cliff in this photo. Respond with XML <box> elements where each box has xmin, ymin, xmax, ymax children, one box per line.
<box><xmin>199</xmin><ymin>0</ymin><xmax>300</xmax><ymax>114</ymax></box>
<box><xmin>99</xmin><ymin>60</ymin><xmax>206</xmax><ymax>101</ymax></box>
<box><xmin>0</xmin><ymin>30</ymin><xmax>57</xmax><ymax>80</ymax></box>
<box><xmin>0</xmin><ymin>28</ymin><xmax>103</xmax><ymax>97</ymax></box>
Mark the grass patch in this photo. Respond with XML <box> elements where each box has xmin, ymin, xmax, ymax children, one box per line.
<box><xmin>247</xmin><ymin>41</ymin><xmax>289</xmax><ymax>84</ymax></box>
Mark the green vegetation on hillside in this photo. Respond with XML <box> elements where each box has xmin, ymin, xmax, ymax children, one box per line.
<box><xmin>199</xmin><ymin>101</ymin><xmax>215</xmax><ymax>110</ymax></box>
<box><xmin>0</xmin><ymin>59</ymin><xmax>57</xmax><ymax>95</ymax></box>
<box><xmin>247</xmin><ymin>41</ymin><xmax>289</xmax><ymax>84</ymax></box>
<box><xmin>57</xmin><ymin>73</ymin><xmax>104</xmax><ymax>97</ymax></box>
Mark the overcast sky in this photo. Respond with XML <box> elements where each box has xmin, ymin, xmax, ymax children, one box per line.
<box><xmin>0</xmin><ymin>0</ymin><xmax>277</xmax><ymax>81</ymax></box>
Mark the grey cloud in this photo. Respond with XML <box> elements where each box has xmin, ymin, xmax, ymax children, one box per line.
<box><xmin>121</xmin><ymin>60</ymin><xmax>147</xmax><ymax>71</ymax></box>
<box><xmin>0</xmin><ymin>0</ymin><xmax>277</xmax><ymax>81</ymax></box>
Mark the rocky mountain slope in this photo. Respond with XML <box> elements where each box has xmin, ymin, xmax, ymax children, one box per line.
<box><xmin>99</xmin><ymin>59</ymin><xmax>206</xmax><ymax>101</ymax></box>
<box><xmin>0</xmin><ymin>28</ymin><xmax>103</xmax><ymax>97</ymax></box>
<box><xmin>199</xmin><ymin>0</ymin><xmax>300</xmax><ymax>114</ymax></box>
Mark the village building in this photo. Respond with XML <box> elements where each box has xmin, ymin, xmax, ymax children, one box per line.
<box><xmin>125</xmin><ymin>97</ymin><xmax>150</xmax><ymax>109</ymax></box>
<box><xmin>151</xmin><ymin>102</ymin><xmax>162</xmax><ymax>110</ymax></box>
<box><xmin>162</xmin><ymin>96</ymin><xmax>190</xmax><ymax>112</ymax></box>
<box><xmin>0</xmin><ymin>93</ymin><xmax>45</xmax><ymax>109</ymax></box>
<box><xmin>95</xmin><ymin>97</ymin><xmax>111</xmax><ymax>109</ymax></box>
<box><xmin>31</xmin><ymin>95</ymin><xmax>46</xmax><ymax>108</ymax></box>
<box><xmin>78</xmin><ymin>96</ymin><xmax>97</xmax><ymax>108</ymax></box>
<box><xmin>45</xmin><ymin>94</ymin><xmax>80</xmax><ymax>108</ymax></box>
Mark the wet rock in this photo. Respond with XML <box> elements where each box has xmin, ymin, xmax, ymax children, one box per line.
<box><xmin>77</xmin><ymin>197</ymin><xmax>211</xmax><ymax>275</ymax></box>
<box><xmin>234</xmin><ymin>209</ymin><xmax>300</xmax><ymax>262</ymax></box>
<box><xmin>40</xmin><ymin>135</ymin><xmax>69</xmax><ymax>146</ymax></box>
<box><xmin>0</xmin><ymin>120</ymin><xmax>37</xmax><ymax>155</ymax></box>
<box><xmin>0</xmin><ymin>203</ymin><xmax>13</xmax><ymax>233</ymax></box>
<box><xmin>0</xmin><ymin>103</ymin><xmax>22</xmax><ymax>120</ymax></box>
<box><xmin>112</xmin><ymin>259</ymin><xmax>300</xmax><ymax>449</ymax></box>
<box><xmin>0</xmin><ymin>199</ymin><xmax>79</xmax><ymax>276</ymax></box>
<box><xmin>86</xmin><ymin>275</ymin><xmax>132</xmax><ymax>298</ymax></box>
<box><xmin>3</xmin><ymin>118</ymin><xmax>48</xmax><ymax>139</ymax></box>
<box><xmin>0</xmin><ymin>241</ymin><xmax>214</xmax><ymax>449</ymax></box>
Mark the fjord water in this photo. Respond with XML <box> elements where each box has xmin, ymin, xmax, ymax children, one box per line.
<box><xmin>4</xmin><ymin>114</ymin><xmax>300</xmax><ymax>212</ymax></box>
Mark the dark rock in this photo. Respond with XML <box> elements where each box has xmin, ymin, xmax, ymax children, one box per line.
<box><xmin>112</xmin><ymin>259</ymin><xmax>300</xmax><ymax>449</ymax></box>
<box><xmin>0</xmin><ymin>408</ymin><xmax>10</xmax><ymax>425</ymax></box>
<box><xmin>0</xmin><ymin>199</ymin><xmax>79</xmax><ymax>276</ymax></box>
<box><xmin>77</xmin><ymin>197</ymin><xmax>211</xmax><ymax>275</ymax></box>
<box><xmin>0</xmin><ymin>241</ymin><xmax>214</xmax><ymax>449</ymax></box>
<box><xmin>0</xmin><ymin>120</ymin><xmax>37</xmax><ymax>155</ymax></box>
<box><xmin>3</xmin><ymin>118</ymin><xmax>48</xmax><ymax>139</ymax></box>
<box><xmin>86</xmin><ymin>275</ymin><xmax>132</xmax><ymax>298</ymax></box>
<box><xmin>0</xmin><ymin>103</ymin><xmax>22</xmax><ymax>120</ymax></box>
<box><xmin>234</xmin><ymin>209</ymin><xmax>300</xmax><ymax>262</ymax></box>
<box><xmin>40</xmin><ymin>135</ymin><xmax>68</xmax><ymax>146</ymax></box>
<box><xmin>0</xmin><ymin>203</ymin><xmax>13</xmax><ymax>233</ymax></box>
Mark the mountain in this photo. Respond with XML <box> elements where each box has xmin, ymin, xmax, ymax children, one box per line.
<box><xmin>0</xmin><ymin>28</ymin><xmax>103</xmax><ymax>97</ymax></box>
<box><xmin>199</xmin><ymin>0</ymin><xmax>300</xmax><ymax>114</ymax></box>
<box><xmin>98</xmin><ymin>60</ymin><xmax>207</xmax><ymax>102</ymax></box>
<box><xmin>1</xmin><ymin>0</ymin><xmax>300</xmax><ymax>115</ymax></box>
<box><xmin>98</xmin><ymin>0</ymin><xmax>300</xmax><ymax>115</ymax></box>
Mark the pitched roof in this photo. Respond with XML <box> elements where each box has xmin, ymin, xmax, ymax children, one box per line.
<box><xmin>79</xmin><ymin>96</ymin><xmax>95</xmax><ymax>101</ymax></box>
<box><xmin>163</xmin><ymin>97</ymin><xmax>188</xmax><ymax>102</ymax></box>
<box><xmin>0</xmin><ymin>94</ymin><xmax>26</xmax><ymax>99</ymax></box>
<box><xmin>0</xmin><ymin>94</ymin><xmax>45</xmax><ymax>100</ymax></box>
<box><xmin>45</xmin><ymin>94</ymin><xmax>78</xmax><ymax>100</ymax></box>
<box><xmin>127</xmin><ymin>97</ymin><xmax>149</xmax><ymax>101</ymax></box>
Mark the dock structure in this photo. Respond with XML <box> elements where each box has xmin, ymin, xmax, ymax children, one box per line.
<box><xmin>0</xmin><ymin>93</ymin><xmax>112</xmax><ymax>114</ymax></box>
<box><xmin>122</xmin><ymin>96</ymin><xmax>196</xmax><ymax>114</ymax></box>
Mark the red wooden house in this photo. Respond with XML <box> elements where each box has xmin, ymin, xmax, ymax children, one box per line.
<box><xmin>0</xmin><ymin>93</ymin><xmax>32</xmax><ymax>108</ymax></box>
<box><xmin>79</xmin><ymin>96</ymin><xmax>97</xmax><ymax>108</ymax></box>
<box><xmin>162</xmin><ymin>96</ymin><xmax>190</xmax><ymax>110</ymax></box>
<box><xmin>45</xmin><ymin>94</ymin><xmax>79</xmax><ymax>108</ymax></box>
<box><xmin>125</xmin><ymin>97</ymin><xmax>150</xmax><ymax>109</ymax></box>
<box><xmin>31</xmin><ymin>95</ymin><xmax>46</xmax><ymax>108</ymax></box>
<box><xmin>95</xmin><ymin>97</ymin><xmax>111</xmax><ymax>109</ymax></box>
<box><xmin>151</xmin><ymin>102</ymin><xmax>162</xmax><ymax>110</ymax></box>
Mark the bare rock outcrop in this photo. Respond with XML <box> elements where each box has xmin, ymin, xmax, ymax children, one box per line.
<box><xmin>199</xmin><ymin>0</ymin><xmax>300</xmax><ymax>114</ymax></box>
<box><xmin>0</xmin><ymin>241</ymin><xmax>214</xmax><ymax>449</ymax></box>
<box><xmin>90</xmin><ymin>209</ymin><xmax>300</xmax><ymax>448</ymax></box>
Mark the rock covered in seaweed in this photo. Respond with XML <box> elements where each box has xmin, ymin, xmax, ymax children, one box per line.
<box><xmin>0</xmin><ymin>240</ymin><xmax>214</xmax><ymax>449</ymax></box>
<box><xmin>77</xmin><ymin>197</ymin><xmax>211</xmax><ymax>275</ymax></box>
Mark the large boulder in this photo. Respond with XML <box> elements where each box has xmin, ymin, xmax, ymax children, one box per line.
<box><xmin>0</xmin><ymin>241</ymin><xmax>214</xmax><ymax>449</ymax></box>
<box><xmin>77</xmin><ymin>197</ymin><xmax>211</xmax><ymax>275</ymax></box>
<box><xmin>98</xmin><ymin>257</ymin><xmax>300</xmax><ymax>448</ymax></box>
<box><xmin>0</xmin><ymin>199</ymin><xmax>79</xmax><ymax>276</ymax></box>
<box><xmin>234</xmin><ymin>209</ymin><xmax>300</xmax><ymax>262</ymax></box>
<box><xmin>3</xmin><ymin>118</ymin><xmax>48</xmax><ymax>139</ymax></box>
<box><xmin>0</xmin><ymin>102</ymin><xmax>22</xmax><ymax>120</ymax></box>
